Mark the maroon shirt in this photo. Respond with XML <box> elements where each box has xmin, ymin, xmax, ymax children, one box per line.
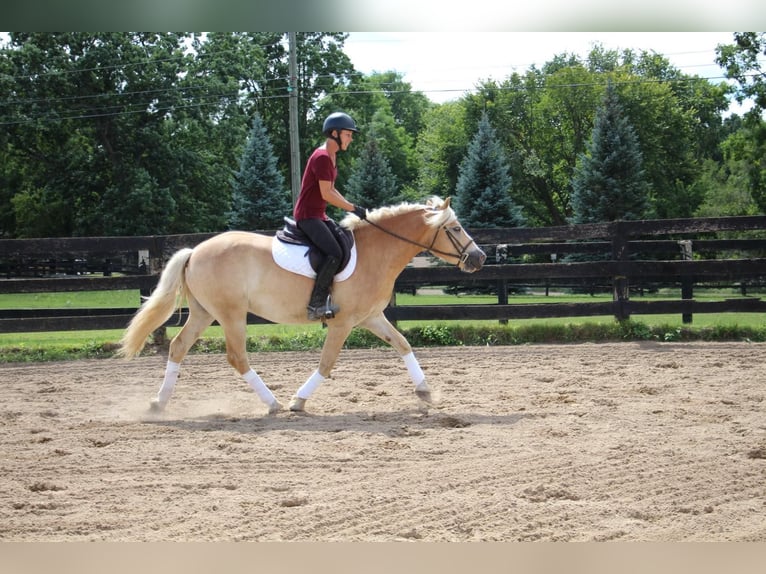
<box><xmin>294</xmin><ymin>147</ymin><xmax>337</xmax><ymax>221</ymax></box>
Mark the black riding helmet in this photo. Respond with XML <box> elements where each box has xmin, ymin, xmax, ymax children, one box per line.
<box><xmin>323</xmin><ymin>112</ymin><xmax>359</xmax><ymax>149</ymax></box>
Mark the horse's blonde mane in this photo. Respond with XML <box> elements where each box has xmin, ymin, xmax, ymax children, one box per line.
<box><xmin>341</xmin><ymin>196</ymin><xmax>454</xmax><ymax>230</ymax></box>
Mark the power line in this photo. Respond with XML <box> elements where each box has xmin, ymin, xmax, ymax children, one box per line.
<box><xmin>0</xmin><ymin>91</ymin><xmax>292</xmax><ymax>127</ymax></box>
<box><xmin>3</xmin><ymin>72</ymin><xmax>756</xmax><ymax>128</ymax></box>
<box><xmin>1</xmin><ymin>34</ymin><xmax>759</xmax><ymax>127</ymax></box>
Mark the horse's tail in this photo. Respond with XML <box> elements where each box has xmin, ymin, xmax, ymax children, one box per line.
<box><xmin>117</xmin><ymin>247</ymin><xmax>194</xmax><ymax>359</ymax></box>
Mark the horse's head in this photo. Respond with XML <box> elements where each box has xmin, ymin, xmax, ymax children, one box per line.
<box><xmin>424</xmin><ymin>197</ymin><xmax>486</xmax><ymax>273</ymax></box>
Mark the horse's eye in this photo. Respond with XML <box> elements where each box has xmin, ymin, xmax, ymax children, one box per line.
<box><xmin>452</xmin><ymin>226</ymin><xmax>462</xmax><ymax>233</ymax></box>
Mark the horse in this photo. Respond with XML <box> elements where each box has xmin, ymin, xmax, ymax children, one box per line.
<box><xmin>117</xmin><ymin>196</ymin><xmax>486</xmax><ymax>414</ymax></box>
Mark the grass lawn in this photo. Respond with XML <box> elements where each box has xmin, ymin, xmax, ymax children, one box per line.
<box><xmin>0</xmin><ymin>287</ymin><xmax>763</xmax><ymax>356</ymax></box>
<box><xmin>0</xmin><ymin>289</ymin><xmax>140</xmax><ymax>309</ymax></box>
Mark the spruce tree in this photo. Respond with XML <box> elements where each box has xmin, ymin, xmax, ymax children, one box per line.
<box><xmin>345</xmin><ymin>134</ymin><xmax>398</xmax><ymax>209</ymax></box>
<box><xmin>570</xmin><ymin>82</ymin><xmax>651</xmax><ymax>223</ymax></box>
<box><xmin>228</xmin><ymin>113</ymin><xmax>291</xmax><ymax>230</ymax></box>
<box><xmin>454</xmin><ymin>111</ymin><xmax>525</xmax><ymax>228</ymax></box>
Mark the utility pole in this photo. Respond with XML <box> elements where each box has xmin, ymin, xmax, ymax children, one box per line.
<box><xmin>288</xmin><ymin>32</ymin><xmax>301</xmax><ymax>206</ymax></box>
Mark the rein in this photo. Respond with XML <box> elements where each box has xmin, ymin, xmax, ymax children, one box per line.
<box><xmin>362</xmin><ymin>212</ymin><xmax>475</xmax><ymax>266</ymax></box>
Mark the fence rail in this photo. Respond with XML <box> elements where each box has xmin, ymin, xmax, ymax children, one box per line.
<box><xmin>1</xmin><ymin>215</ymin><xmax>765</xmax><ymax>333</ymax></box>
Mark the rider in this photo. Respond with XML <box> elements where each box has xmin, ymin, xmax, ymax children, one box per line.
<box><xmin>294</xmin><ymin>111</ymin><xmax>368</xmax><ymax>321</ymax></box>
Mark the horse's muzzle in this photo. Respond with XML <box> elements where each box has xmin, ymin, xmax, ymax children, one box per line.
<box><xmin>459</xmin><ymin>247</ymin><xmax>487</xmax><ymax>273</ymax></box>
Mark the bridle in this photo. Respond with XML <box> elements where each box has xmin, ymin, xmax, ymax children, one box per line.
<box><xmin>363</xmin><ymin>211</ymin><xmax>477</xmax><ymax>267</ymax></box>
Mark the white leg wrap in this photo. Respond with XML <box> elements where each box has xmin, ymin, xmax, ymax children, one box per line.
<box><xmin>296</xmin><ymin>369</ymin><xmax>326</xmax><ymax>400</ymax></box>
<box><xmin>157</xmin><ymin>360</ymin><xmax>180</xmax><ymax>403</ymax></box>
<box><xmin>243</xmin><ymin>369</ymin><xmax>277</xmax><ymax>405</ymax></box>
<box><xmin>402</xmin><ymin>352</ymin><xmax>426</xmax><ymax>388</ymax></box>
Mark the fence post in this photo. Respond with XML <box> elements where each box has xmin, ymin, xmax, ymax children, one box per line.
<box><xmin>679</xmin><ymin>240</ymin><xmax>694</xmax><ymax>324</ymax></box>
<box><xmin>548</xmin><ymin>253</ymin><xmax>557</xmax><ymax>296</ymax></box>
<box><xmin>611</xmin><ymin>222</ymin><xmax>630</xmax><ymax>321</ymax></box>
<box><xmin>496</xmin><ymin>244</ymin><xmax>508</xmax><ymax>325</ymax></box>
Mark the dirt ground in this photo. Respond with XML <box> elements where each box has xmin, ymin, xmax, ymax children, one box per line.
<box><xmin>1</xmin><ymin>341</ymin><xmax>765</xmax><ymax>542</ymax></box>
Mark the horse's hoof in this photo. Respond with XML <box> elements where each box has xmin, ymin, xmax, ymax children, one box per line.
<box><xmin>149</xmin><ymin>398</ymin><xmax>167</xmax><ymax>413</ymax></box>
<box><xmin>288</xmin><ymin>395</ymin><xmax>306</xmax><ymax>412</ymax></box>
<box><xmin>415</xmin><ymin>389</ymin><xmax>432</xmax><ymax>404</ymax></box>
<box><xmin>268</xmin><ymin>400</ymin><xmax>283</xmax><ymax>415</ymax></box>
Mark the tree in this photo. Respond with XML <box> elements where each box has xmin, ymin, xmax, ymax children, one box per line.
<box><xmin>716</xmin><ymin>32</ymin><xmax>766</xmax><ymax>115</ymax></box>
<box><xmin>254</xmin><ymin>32</ymin><xmax>356</xmax><ymax>182</ymax></box>
<box><xmin>693</xmin><ymin>158</ymin><xmax>758</xmax><ymax>217</ymax></box>
<box><xmin>315</xmin><ymin>71</ymin><xmax>429</xmax><ymax>199</ymax></box>
<box><xmin>461</xmin><ymin>45</ymin><xmax>730</xmax><ymax>225</ymax></box>
<box><xmin>415</xmin><ymin>102</ymin><xmax>468</xmax><ymax>201</ymax></box>
<box><xmin>101</xmin><ymin>168</ymin><xmax>176</xmax><ymax>235</ymax></box>
<box><xmin>0</xmin><ymin>32</ymin><xmax>237</xmax><ymax>236</ymax></box>
<box><xmin>345</xmin><ymin>127</ymin><xmax>398</xmax><ymax>209</ymax></box>
<box><xmin>715</xmin><ymin>123</ymin><xmax>766</xmax><ymax>214</ymax></box>
<box><xmin>466</xmin><ymin>64</ymin><xmax>601</xmax><ymax>226</ymax></box>
<box><xmin>716</xmin><ymin>33</ymin><xmax>766</xmax><ymax>214</ymax></box>
<box><xmin>571</xmin><ymin>82</ymin><xmax>650</xmax><ymax>223</ymax></box>
<box><xmin>0</xmin><ymin>32</ymin><xmax>358</xmax><ymax>237</ymax></box>
<box><xmin>228</xmin><ymin>113</ymin><xmax>291</xmax><ymax>230</ymax></box>
<box><xmin>454</xmin><ymin>111</ymin><xmax>525</xmax><ymax>228</ymax></box>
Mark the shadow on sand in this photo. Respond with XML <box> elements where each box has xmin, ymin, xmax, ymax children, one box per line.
<box><xmin>141</xmin><ymin>407</ymin><xmax>531</xmax><ymax>436</ymax></box>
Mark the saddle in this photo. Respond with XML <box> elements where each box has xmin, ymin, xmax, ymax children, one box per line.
<box><xmin>275</xmin><ymin>217</ymin><xmax>355</xmax><ymax>274</ymax></box>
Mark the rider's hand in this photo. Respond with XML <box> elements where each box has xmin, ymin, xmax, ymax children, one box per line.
<box><xmin>352</xmin><ymin>205</ymin><xmax>368</xmax><ymax>220</ymax></box>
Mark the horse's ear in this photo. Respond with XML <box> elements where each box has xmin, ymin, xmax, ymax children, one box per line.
<box><xmin>443</xmin><ymin>196</ymin><xmax>451</xmax><ymax>209</ymax></box>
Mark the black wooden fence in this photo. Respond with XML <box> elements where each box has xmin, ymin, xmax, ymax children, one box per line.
<box><xmin>1</xmin><ymin>215</ymin><xmax>765</xmax><ymax>333</ymax></box>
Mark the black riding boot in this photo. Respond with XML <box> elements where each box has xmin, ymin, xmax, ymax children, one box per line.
<box><xmin>307</xmin><ymin>255</ymin><xmax>341</xmax><ymax>321</ymax></box>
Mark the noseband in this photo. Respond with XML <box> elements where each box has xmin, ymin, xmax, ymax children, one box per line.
<box><xmin>364</xmin><ymin>213</ymin><xmax>477</xmax><ymax>267</ymax></box>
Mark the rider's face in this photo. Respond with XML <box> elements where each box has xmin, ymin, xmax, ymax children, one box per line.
<box><xmin>338</xmin><ymin>129</ymin><xmax>354</xmax><ymax>150</ymax></box>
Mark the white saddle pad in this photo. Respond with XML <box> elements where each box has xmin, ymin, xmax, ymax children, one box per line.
<box><xmin>271</xmin><ymin>236</ymin><xmax>357</xmax><ymax>282</ymax></box>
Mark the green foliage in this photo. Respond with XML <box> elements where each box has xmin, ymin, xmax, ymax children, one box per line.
<box><xmin>406</xmin><ymin>325</ymin><xmax>462</xmax><ymax>347</ymax></box>
<box><xmin>101</xmin><ymin>168</ymin><xmax>176</xmax><ymax>235</ymax></box>
<box><xmin>0</xmin><ymin>33</ymin><xmax>761</xmax><ymax>241</ymax></box>
<box><xmin>1</xmin><ymin>33</ymin><xmax>230</xmax><ymax>236</ymax></box>
<box><xmin>343</xmin><ymin>328</ymin><xmax>386</xmax><ymax>349</ymax></box>
<box><xmin>320</xmin><ymin>71</ymin><xmax>429</xmax><ymax>199</ymax></box>
<box><xmin>716</xmin><ymin>121</ymin><xmax>766</xmax><ymax>215</ymax></box>
<box><xmin>272</xmin><ymin>330</ymin><xmax>327</xmax><ymax>351</ymax></box>
<box><xmin>361</xmin><ymin>107</ymin><xmax>418</xmax><ymax>194</ymax></box>
<box><xmin>415</xmin><ymin>102</ymin><xmax>468</xmax><ymax>199</ymax></box>
<box><xmin>571</xmin><ymin>81</ymin><xmax>651</xmax><ymax>223</ymax></box>
<box><xmin>345</xmin><ymin>127</ymin><xmax>398</xmax><ymax>208</ymax></box>
<box><xmin>0</xmin><ymin>340</ymin><xmax>121</xmax><ymax>363</ymax></box>
<box><xmin>462</xmin><ymin>45</ymin><xmax>733</xmax><ymax>226</ymax></box>
<box><xmin>10</xmin><ymin>184</ymin><xmax>69</xmax><ymax>238</ymax></box>
<box><xmin>716</xmin><ymin>32</ymin><xmax>766</xmax><ymax>114</ymax></box>
<box><xmin>694</xmin><ymin>158</ymin><xmax>759</xmax><ymax>217</ymax></box>
<box><xmin>0</xmin><ymin>32</ymin><xmax>358</xmax><ymax>238</ymax></box>
<box><xmin>615</xmin><ymin>75</ymin><xmax>700</xmax><ymax>219</ymax></box>
<box><xmin>3</xmin><ymin>317</ymin><xmax>765</xmax><ymax>363</ymax></box>
<box><xmin>617</xmin><ymin>320</ymin><xmax>656</xmax><ymax>341</ymax></box>
<box><xmin>233</xmin><ymin>32</ymin><xmax>356</xmax><ymax>191</ymax></box>
<box><xmin>466</xmin><ymin>64</ymin><xmax>601</xmax><ymax>226</ymax></box>
<box><xmin>454</xmin><ymin>111</ymin><xmax>525</xmax><ymax>228</ymax></box>
<box><xmin>228</xmin><ymin>113</ymin><xmax>291</xmax><ymax>230</ymax></box>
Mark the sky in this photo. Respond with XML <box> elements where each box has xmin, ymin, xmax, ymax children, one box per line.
<box><xmin>343</xmin><ymin>32</ymin><xmax>751</xmax><ymax>114</ymax></box>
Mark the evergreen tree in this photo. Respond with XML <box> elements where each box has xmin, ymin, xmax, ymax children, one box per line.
<box><xmin>571</xmin><ymin>82</ymin><xmax>651</xmax><ymax>223</ymax></box>
<box><xmin>228</xmin><ymin>113</ymin><xmax>291</xmax><ymax>230</ymax></box>
<box><xmin>345</xmin><ymin>130</ymin><xmax>398</xmax><ymax>209</ymax></box>
<box><xmin>454</xmin><ymin>111</ymin><xmax>525</xmax><ymax>228</ymax></box>
<box><xmin>101</xmin><ymin>168</ymin><xmax>176</xmax><ymax>235</ymax></box>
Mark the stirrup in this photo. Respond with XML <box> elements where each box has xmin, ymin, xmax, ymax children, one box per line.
<box><xmin>307</xmin><ymin>295</ymin><xmax>339</xmax><ymax>321</ymax></box>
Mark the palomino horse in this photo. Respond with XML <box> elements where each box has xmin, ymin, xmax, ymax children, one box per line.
<box><xmin>118</xmin><ymin>196</ymin><xmax>486</xmax><ymax>414</ymax></box>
